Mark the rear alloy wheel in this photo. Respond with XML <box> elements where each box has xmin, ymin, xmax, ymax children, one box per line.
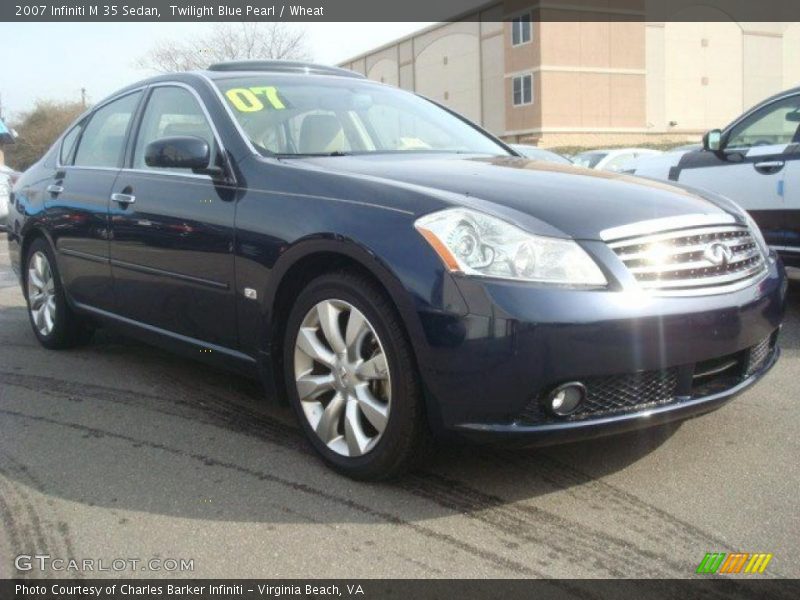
<box><xmin>27</xmin><ymin>250</ymin><xmax>57</xmax><ymax>337</ymax></box>
<box><xmin>284</xmin><ymin>270</ymin><xmax>431</xmax><ymax>480</ymax></box>
<box><xmin>24</xmin><ymin>238</ymin><xmax>93</xmax><ymax>349</ymax></box>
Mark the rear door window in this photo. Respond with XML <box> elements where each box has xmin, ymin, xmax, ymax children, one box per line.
<box><xmin>60</xmin><ymin>124</ymin><xmax>83</xmax><ymax>165</ymax></box>
<box><xmin>73</xmin><ymin>92</ymin><xmax>141</xmax><ymax>168</ymax></box>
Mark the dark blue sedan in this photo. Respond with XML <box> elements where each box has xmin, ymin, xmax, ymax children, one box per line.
<box><xmin>5</xmin><ymin>61</ymin><xmax>787</xmax><ymax>479</ymax></box>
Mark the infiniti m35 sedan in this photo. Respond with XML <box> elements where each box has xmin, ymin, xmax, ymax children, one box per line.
<box><xmin>6</xmin><ymin>61</ymin><xmax>786</xmax><ymax>479</ymax></box>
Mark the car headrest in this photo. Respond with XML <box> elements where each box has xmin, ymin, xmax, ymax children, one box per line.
<box><xmin>298</xmin><ymin>114</ymin><xmax>346</xmax><ymax>154</ymax></box>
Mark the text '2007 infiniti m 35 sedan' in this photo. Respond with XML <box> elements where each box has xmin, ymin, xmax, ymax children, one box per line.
<box><xmin>6</xmin><ymin>61</ymin><xmax>787</xmax><ymax>479</ymax></box>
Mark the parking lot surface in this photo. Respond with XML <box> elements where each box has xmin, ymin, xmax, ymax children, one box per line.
<box><xmin>0</xmin><ymin>243</ymin><xmax>798</xmax><ymax>579</ymax></box>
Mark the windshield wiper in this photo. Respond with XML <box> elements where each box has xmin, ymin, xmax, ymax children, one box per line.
<box><xmin>276</xmin><ymin>151</ymin><xmax>351</xmax><ymax>158</ymax></box>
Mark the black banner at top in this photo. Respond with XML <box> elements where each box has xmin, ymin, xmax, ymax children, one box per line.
<box><xmin>3</xmin><ymin>0</ymin><xmax>800</xmax><ymax>22</ymax></box>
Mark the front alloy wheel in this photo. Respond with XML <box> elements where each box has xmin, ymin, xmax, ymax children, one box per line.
<box><xmin>294</xmin><ymin>299</ymin><xmax>391</xmax><ymax>457</ymax></box>
<box><xmin>284</xmin><ymin>270</ymin><xmax>431</xmax><ymax>480</ymax></box>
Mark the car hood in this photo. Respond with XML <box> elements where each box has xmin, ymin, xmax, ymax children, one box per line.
<box><xmin>294</xmin><ymin>154</ymin><xmax>739</xmax><ymax>240</ymax></box>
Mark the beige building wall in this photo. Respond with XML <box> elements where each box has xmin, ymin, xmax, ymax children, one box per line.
<box><xmin>783</xmin><ymin>23</ymin><xmax>800</xmax><ymax>88</ymax></box>
<box><xmin>742</xmin><ymin>28</ymin><xmax>783</xmax><ymax>110</ymax></box>
<box><xmin>367</xmin><ymin>58</ymin><xmax>399</xmax><ymax>87</ymax></box>
<box><xmin>398</xmin><ymin>39</ymin><xmax>415</xmax><ymax>91</ymax></box>
<box><xmin>480</xmin><ymin>18</ymin><xmax>506</xmax><ymax>134</ymax></box>
<box><xmin>535</xmin><ymin>19</ymin><xmax>646</xmax><ymax>140</ymax></box>
<box><xmin>414</xmin><ymin>22</ymin><xmax>482</xmax><ymax>123</ymax></box>
<box><xmin>662</xmin><ymin>18</ymin><xmax>743</xmax><ymax>133</ymax></box>
<box><xmin>503</xmin><ymin>14</ymin><xmax>539</xmax><ymax>135</ymax></box>
<box><xmin>340</xmin><ymin>4</ymin><xmax>800</xmax><ymax>148</ymax></box>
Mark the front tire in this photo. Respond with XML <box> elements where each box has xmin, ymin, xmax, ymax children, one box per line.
<box><xmin>283</xmin><ymin>270</ymin><xmax>431</xmax><ymax>480</ymax></box>
<box><xmin>24</xmin><ymin>238</ymin><xmax>93</xmax><ymax>349</ymax></box>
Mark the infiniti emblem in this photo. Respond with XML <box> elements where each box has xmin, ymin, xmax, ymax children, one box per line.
<box><xmin>703</xmin><ymin>242</ymin><xmax>734</xmax><ymax>266</ymax></box>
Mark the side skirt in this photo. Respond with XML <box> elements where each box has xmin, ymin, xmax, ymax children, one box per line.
<box><xmin>73</xmin><ymin>301</ymin><xmax>260</xmax><ymax>380</ymax></box>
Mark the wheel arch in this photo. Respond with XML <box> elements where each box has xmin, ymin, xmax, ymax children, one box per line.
<box><xmin>18</xmin><ymin>225</ymin><xmax>56</xmax><ymax>294</ymax></box>
<box><xmin>262</xmin><ymin>237</ymin><xmax>430</xmax><ymax>405</ymax></box>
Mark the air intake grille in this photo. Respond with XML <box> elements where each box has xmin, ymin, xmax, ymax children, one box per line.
<box><xmin>746</xmin><ymin>334</ymin><xmax>774</xmax><ymax>377</ymax></box>
<box><xmin>608</xmin><ymin>225</ymin><xmax>766</xmax><ymax>293</ymax></box>
<box><xmin>518</xmin><ymin>369</ymin><xmax>679</xmax><ymax>423</ymax></box>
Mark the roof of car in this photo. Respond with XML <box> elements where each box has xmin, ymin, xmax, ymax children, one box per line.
<box><xmin>205</xmin><ymin>60</ymin><xmax>365</xmax><ymax>79</ymax></box>
<box><xmin>102</xmin><ymin>61</ymin><xmax>371</xmax><ymax>106</ymax></box>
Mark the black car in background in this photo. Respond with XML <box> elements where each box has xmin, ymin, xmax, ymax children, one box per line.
<box><xmin>6</xmin><ymin>61</ymin><xmax>787</xmax><ymax>479</ymax></box>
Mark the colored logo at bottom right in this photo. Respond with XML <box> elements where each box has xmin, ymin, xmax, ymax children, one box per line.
<box><xmin>697</xmin><ymin>552</ymin><xmax>773</xmax><ymax>574</ymax></box>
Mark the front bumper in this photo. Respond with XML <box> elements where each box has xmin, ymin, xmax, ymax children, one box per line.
<box><xmin>456</xmin><ymin>345</ymin><xmax>779</xmax><ymax>446</ymax></box>
<box><xmin>416</xmin><ymin>254</ymin><xmax>787</xmax><ymax>443</ymax></box>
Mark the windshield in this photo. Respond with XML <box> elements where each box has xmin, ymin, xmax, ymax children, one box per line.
<box><xmin>572</xmin><ymin>152</ymin><xmax>607</xmax><ymax>169</ymax></box>
<box><xmin>214</xmin><ymin>75</ymin><xmax>510</xmax><ymax>157</ymax></box>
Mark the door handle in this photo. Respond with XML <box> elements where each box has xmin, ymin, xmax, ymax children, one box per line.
<box><xmin>754</xmin><ymin>160</ymin><xmax>784</xmax><ymax>173</ymax></box>
<box><xmin>111</xmin><ymin>193</ymin><xmax>136</xmax><ymax>205</ymax></box>
<box><xmin>46</xmin><ymin>184</ymin><xmax>64</xmax><ymax>195</ymax></box>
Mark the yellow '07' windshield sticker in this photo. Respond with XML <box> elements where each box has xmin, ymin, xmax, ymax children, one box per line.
<box><xmin>225</xmin><ymin>87</ymin><xmax>286</xmax><ymax>112</ymax></box>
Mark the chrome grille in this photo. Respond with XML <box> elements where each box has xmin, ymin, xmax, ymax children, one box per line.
<box><xmin>608</xmin><ymin>223</ymin><xmax>767</xmax><ymax>293</ymax></box>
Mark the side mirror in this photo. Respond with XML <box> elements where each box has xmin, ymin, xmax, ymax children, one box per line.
<box><xmin>145</xmin><ymin>136</ymin><xmax>211</xmax><ymax>171</ymax></box>
<box><xmin>703</xmin><ymin>129</ymin><xmax>723</xmax><ymax>152</ymax></box>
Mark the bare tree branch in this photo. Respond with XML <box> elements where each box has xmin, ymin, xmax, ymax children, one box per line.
<box><xmin>136</xmin><ymin>22</ymin><xmax>312</xmax><ymax>73</ymax></box>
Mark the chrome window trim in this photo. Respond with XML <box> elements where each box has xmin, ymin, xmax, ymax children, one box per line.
<box><xmin>600</xmin><ymin>213</ymin><xmax>738</xmax><ymax>242</ymax></box>
<box><xmin>56</xmin><ymin>86</ymin><xmax>146</xmax><ymax>169</ymax></box>
<box><xmin>195</xmin><ymin>71</ymin><xmax>262</xmax><ymax>158</ymax></box>
<box><xmin>126</xmin><ymin>81</ymin><xmax>237</xmax><ymax>185</ymax></box>
<box><xmin>53</xmin><ymin>165</ymin><xmax>119</xmax><ymax>173</ymax></box>
<box><xmin>56</xmin><ymin>81</ymin><xmax>237</xmax><ymax>185</ymax></box>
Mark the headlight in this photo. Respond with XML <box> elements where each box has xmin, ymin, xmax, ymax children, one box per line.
<box><xmin>415</xmin><ymin>208</ymin><xmax>607</xmax><ymax>286</ymax></box>
<box><xmin>743</xmin><ymin>212</ymin><xmax>770</xmax><ymax>259</ymax></box>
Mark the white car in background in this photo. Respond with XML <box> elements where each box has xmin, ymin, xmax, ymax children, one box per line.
<box><xmin>572</xmin><ymin>148</ymin><xmax>662</xmax><ymax>172</ymax></box>
<box><xmin>627</xmin><ymin>86</ymin><xmax>800</xmax><ymax>270</ymax></box>
<box><xmin>624</xmin><ymin>144</ymin><xmax>702</xmax><ymax>177</ymax></box>
<box><xmin>0</xmin><ymin>165</ymin><xmax>20</xmax><ymax>230</ymax></box>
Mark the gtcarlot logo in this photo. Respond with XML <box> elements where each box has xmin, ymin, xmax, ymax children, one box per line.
<box><xmin>14</xmin><ymin>554</ymin><xmax>194</xmax><ymax>573</ymax></box>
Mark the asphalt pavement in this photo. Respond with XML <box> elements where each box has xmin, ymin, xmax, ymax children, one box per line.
<box><xmin>0</xmin><ymin>242</ymin><xmax>798</xmax><ymax>579</ymax></box>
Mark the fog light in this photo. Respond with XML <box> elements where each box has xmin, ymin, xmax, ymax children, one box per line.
<box><xmin>546</xmin><ymin>382</ymin><xmax>586</xmax><ymax>416</ymax></box>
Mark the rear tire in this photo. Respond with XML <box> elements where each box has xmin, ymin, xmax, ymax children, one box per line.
<box><xmin>283</xmin><ymin>270</ymin><xmax>431</xmax><ymax>480</ymax></box>
<box><xmin>24</xmin><ymin>238</ymin><xmax>93</xmax><ymax>349</ymax></box>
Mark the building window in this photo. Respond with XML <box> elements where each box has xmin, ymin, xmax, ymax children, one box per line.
<box><xmin>512</xmin><ymin>74</ymin><xmax>532</xmax><ymax>106</ymax></box>
<box><xmin>511</xmin><ymin>14</ymin><xmax>531</xmax><ymax>46</ymax></box>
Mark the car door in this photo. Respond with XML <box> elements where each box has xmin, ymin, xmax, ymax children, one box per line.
<box><xmin>672</xmin><ymin>93</ymin><xmax>800</xmax><ymax>249</ymax></box>
<box><xmin>109</xmin><ymin>83</ymin><xmax>239</xmax><ymax>349</ymax></box>
<box><xmin>778</xmin><ymin>150</ymin><xmax>800</xmax><ymax>266</ymax></box>
<box><xmin>46</xmin><ymin>91</ymin><xmax>142</xmax><ymax>311</ymax></box>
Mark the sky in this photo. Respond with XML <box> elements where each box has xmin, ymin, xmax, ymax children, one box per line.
<box><xmin>0</xmin><ymin>22</ymin><xmax>435</xmax><ymax>120</ymax></box>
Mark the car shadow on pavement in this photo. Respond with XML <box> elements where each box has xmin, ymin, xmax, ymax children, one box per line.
<box><xmin>0</xmin><ymin>313</ymin><xmax>685</xmax><ymax>527</ymax></box>
<box><xmin>0</xmin><ymin>282</ymin><xmax>796</xmax><ymax>526</ymax></box>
